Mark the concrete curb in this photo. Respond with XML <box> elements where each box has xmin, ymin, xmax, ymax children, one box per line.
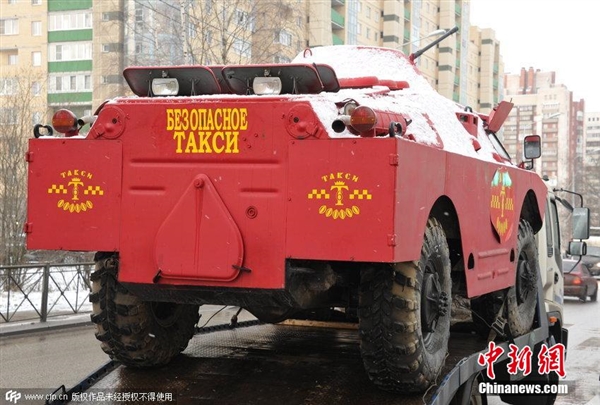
<box><xmin>0</xmin><ymin>314</ymin><xmax>92</xmax><ymax>337</ymax></box>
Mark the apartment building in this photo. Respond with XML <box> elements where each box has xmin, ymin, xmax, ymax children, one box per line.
<box><xmin>585</xmin><ymin>112</ymin><xmax>600</xmax><ymax>163</ymax></box>
<box><xmin>1</xmin><ymin>0</ymin><xmax>47</xmax><ymax>125</ymax></box>
<box><xmin>306</xmin><ymin>0</ymin><xmax>502</xmax><ymax>113</ymax></box>
<box><xmin>503</xmin><ymin>67</ymin><xmax>584</xmax><ymax>190</ymax></box>
<box><xmin>1</xmin><ymin>0</ymin><xmax>502</xmax><ymax>121</ymax></box>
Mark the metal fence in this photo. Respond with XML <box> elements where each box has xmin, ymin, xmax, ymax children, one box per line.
<box><xmin>0</xmin><ymin>262</ymin><xmax>94</xmax><ymax>323</ymax></box>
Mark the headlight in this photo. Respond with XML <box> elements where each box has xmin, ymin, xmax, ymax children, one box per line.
<box><xmin>253</xmin><ymin>77</ymin><xmax>282</xmax><ymax>95</ymax></box>
<box><xmin>151</xmin><ymin>78</ymin><xmax>179</xmax><ymax>96</ymax></box>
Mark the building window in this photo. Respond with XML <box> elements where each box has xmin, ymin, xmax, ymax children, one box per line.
<box><xmin>32</xmin><ymin>0</ymin><xmax>42</xmax><ymax>5</ymax></box>
<box><xmin>0</xmin><ymin>108</ymin><xmax>18</xmax><ymax>125</ymax></box>
<box><xmin>235</xmin><ymin>9</ymin><xmax>248</xmax><ymax>25</ymax></box>
<box><xmin>50</xmin><ymin>74</ymin><xmax>93</xmax><ymax>92</ymax></box>
<box><xmin>32</xmin><ymin>81</ymin><xmax>41</xmax><ymax>95</ymax></box>
<box><xmin>32</xmin><ymin>51</ymin><xmax>41</xmax><ymax>66</ymax></box>
<box><xmin>0</xmin><ymin>78</ymin><xmax>17</xmax><ymax>96</ymax></box>
<box><xmin>48</xmin><ymin>12</ymin><xmax>92</xmax><ymax>31</ymax></box>
<box><xmin>0</xmin><ymin>19</ymin><xmax>19</xmax><ymax>35</ymax></box>
<box><xmin>366</xmin><ymin>27</ymin><xmax>370</xmax><ymax>40</ymax></box>
<box><xmin>8</xmin><ymin>53</ymin><xmax>18</xmax><ymax>65</ymax></box>
<box><xmin>31</xmin><ymin>21</ymin><xmax>42</xmax><ymax>36</ymax></box>
<box><xmin>49</xmin><ymin>42</ymin><xmax>92</xmax><ymax>61</ymax></box>
<box><xmin>275</xmin><ymin>30</ymin><xmax>292</xmax><ymax>46</ymax></box>
<box><xmin>32</xmin><ymin>111</ymin><xmax>42</xmax><ymax>126</ymax></box>
<box><xmin>276</xmin><ymin>30</ymin><xmax>291</xmax><ymax>46</ymax></box>
<box><xmin>233</xmin><ymin>37</ymin><xmax>251</xmax><ymax>58</ymax></box>
<box><xmin>135</xmin><ymin>7</ymin><xmax>143</xmax><ymax>24</ymax></box>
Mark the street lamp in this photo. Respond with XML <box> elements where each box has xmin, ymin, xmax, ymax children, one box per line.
<box><xmin>402</xmin><ymin>29</ymin><xmax>447</xmax><ymax>47</ymax></box>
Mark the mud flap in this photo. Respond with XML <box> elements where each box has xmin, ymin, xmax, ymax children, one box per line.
<box><xmin>154</xmin><ymin>174</ymin><xmax>244</xmax><ymax>282</ymax></box>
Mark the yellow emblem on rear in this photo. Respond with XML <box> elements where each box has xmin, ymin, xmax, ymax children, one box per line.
<box><xmin>47</xmin><ymin>170</ymin><xmax>104</xmax><ymax>213</ymax></box>
<box><xmin>307</xmin><ymin>172</ymin><xmax>372</xmax><ymax>220</ymax></box>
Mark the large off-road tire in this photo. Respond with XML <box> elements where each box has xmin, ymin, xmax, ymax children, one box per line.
<box><xmin>359</xmin><ymin>218</ymin><xmax>451</xmax><ymax>393</ymax></box>
<box><xmin>90</xmin><ymin>254</ymin><xmax>200</xmax><ymax>367</ymax></box>
<box><xmin>507</xmin><ymin>220</ymin><xmax>539</xmax><ymax>337</ymax></box>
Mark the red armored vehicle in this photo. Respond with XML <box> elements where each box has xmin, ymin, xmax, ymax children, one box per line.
<box><xmin>26</xmin><ymin>43</ymin><xmax>547</xmax><ymax>393</ymax></box>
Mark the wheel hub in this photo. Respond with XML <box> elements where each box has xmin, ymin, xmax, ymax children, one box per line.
<box><xmin>516</xmin><ymin>259</ymin><xmax>536</xmax><ymax>305</ymax></box>
<box><xmin>151</xmin><ymin>302</ymin><xmax>181</xmax><ymax>328</ymax></box>
<box><xmin>421</xmin><ymin>271</ymin><xmax>449</xmax><ymax>335</ymax></box>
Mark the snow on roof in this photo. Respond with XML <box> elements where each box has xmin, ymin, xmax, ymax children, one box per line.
<box><xmin>293</xmin><ymin>45</ymin><xmax>504</xmax><ymax>164</ymax></box>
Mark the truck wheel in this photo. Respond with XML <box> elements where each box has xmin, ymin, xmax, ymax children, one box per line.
<box><xmin>507</xmin><ymin>220</ymin><xmax>539</xmax><ymax>337</ymax></box>
<box><xmin>359</xmin><ymin>218</ymin><xmax>451</xmax><ymax>393</ymax></box>
<box><xmin>90</xmin><ymin>254</ymin><xmax>199</xmax><ymax>367</ymax></box>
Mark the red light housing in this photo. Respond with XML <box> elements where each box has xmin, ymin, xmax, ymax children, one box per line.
<box><xmin>52</xmin><ymin>109</ymin><xmax>78</xmax><ymax>135</ymax></box>
<box><xmin>350</xmin><ymin>106</ymin><xmax>377</xmax><ymax>134</ymax></box>
<box><xmin>572</xmin><ymin>277</ymin><xmax>582</xmax><ymax>285</ymax></box>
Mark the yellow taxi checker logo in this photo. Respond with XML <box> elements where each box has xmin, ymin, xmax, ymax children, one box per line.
<box><xmin>308</xmin><ymin>172</ymin><xmax>372</xmax><ymax>220</ymax></box>
<box><xmin>48</xmin><ymin>184</ymin><xmax>68</xmax><ymax>194</ymax></box>
<box><xmin>307</xmin><ymin>189</ymin><xmax>330</xmax><ymax>199</ymax></box>
<box><xmin>84</xmin><ymin>186</ymin><xmax>104</xmax><ymax>196</ymax></box>
<box><xmin>349</xmin><ymin>190</ymin><xmax>372</xmax><ymax>200</ymax></box>
<box><xmin>47</xmin><ymin>170</ymin><xmax>104</xmax><ymax>214</ymax></box>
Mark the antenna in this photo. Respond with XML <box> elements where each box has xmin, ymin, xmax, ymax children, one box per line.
<box><xmin>409</xmin><ymin>26</ymin><xmax>459</xmax><ymax>64</ymax></box>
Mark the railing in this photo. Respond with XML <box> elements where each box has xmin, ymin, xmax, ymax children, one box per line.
<box><xmin>0</xmin><ymin>262</ymin><xmax>94</xmax><ymax>323</ymax></box>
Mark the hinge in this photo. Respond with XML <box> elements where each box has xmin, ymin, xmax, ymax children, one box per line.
<box><xmin>389</xmin><ymin>154</ymin><xmax>399</xmax><ymax>166</ymax></box>
<box><xmin>25</xmin><ymin>151</ymin><xmax>34</xmax><ymax>163</ymax></box>
<box><xmin>23</xmin><ymin>222</ymin><xmax>33</xmax><ymax>234</ymax></box>
<box><xmin>387</xmin><ymin>234</ymin><xmax>397</xmax><ymax>246</ymax></box>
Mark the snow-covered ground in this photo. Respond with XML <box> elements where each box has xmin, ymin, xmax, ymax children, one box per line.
<box><xmin>0</xmin><ymin>265</ymin><xmax>92</xmax><ymax>322</ymax></box>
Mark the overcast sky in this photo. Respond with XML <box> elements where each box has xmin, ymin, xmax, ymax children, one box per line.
<box><xmin>469</xmin><ymin>0</ymin><xmax>600</xmax><ymax>111</ymax></box>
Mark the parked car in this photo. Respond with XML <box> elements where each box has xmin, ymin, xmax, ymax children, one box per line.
<box><xmin>563</xmin><ymin>259</ymin><xmax>598</xmax><ymax>302</ymax></box>
<box><xmin>580</xmin><ymin>246</ymin><xmax>600</xmax><ymax>276</ymax></box>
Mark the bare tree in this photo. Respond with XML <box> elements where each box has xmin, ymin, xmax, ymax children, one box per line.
<box><xmin>126</xmin><ymin>0</ymin><xmax>304</xmax><ymax>66</ymax></box>
<box><xmin>0</xmin><ymin>70</ymin><xmax>46</xmax><ymax>264</ymax></box>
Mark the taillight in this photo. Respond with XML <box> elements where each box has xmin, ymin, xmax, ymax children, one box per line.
<box><xmin>573</xmin><ymin>277</ymin><xmax>582</xmax><ymax>285</ymax></box>
<box><xmin>350</xmin><ymin>106</ymin><xmax>377</xmax><ymax>133</ymax></box>
<box><xmin>52</xmin><ymin>109</ymin><xmax>79</xmax><ymax>136</ymax></box>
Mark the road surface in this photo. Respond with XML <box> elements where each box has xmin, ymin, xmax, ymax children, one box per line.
<box><xmin>0</xmin><ymin>298</ymin><xmax>598</xmax><ymax>404</ymax></box>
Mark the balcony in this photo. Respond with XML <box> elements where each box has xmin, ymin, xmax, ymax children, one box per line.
<box><xmin>331</xmin><ymin>0</ymin><xmax>345</xmax><ymax>5</ymax></box>
<box><xmin>331</xmin><ymin>8</ymin><xmax>344</xmax><ymax>30</ymax></box>
<box><xmin>333</xmin><ymin>33</ymin><xmax>344</xmax><ymax>45</ymax></box>
<box><xmin>455</xmin><ymin>3</ymin><xmax>461</xmax><ymax>15</ymax></box>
